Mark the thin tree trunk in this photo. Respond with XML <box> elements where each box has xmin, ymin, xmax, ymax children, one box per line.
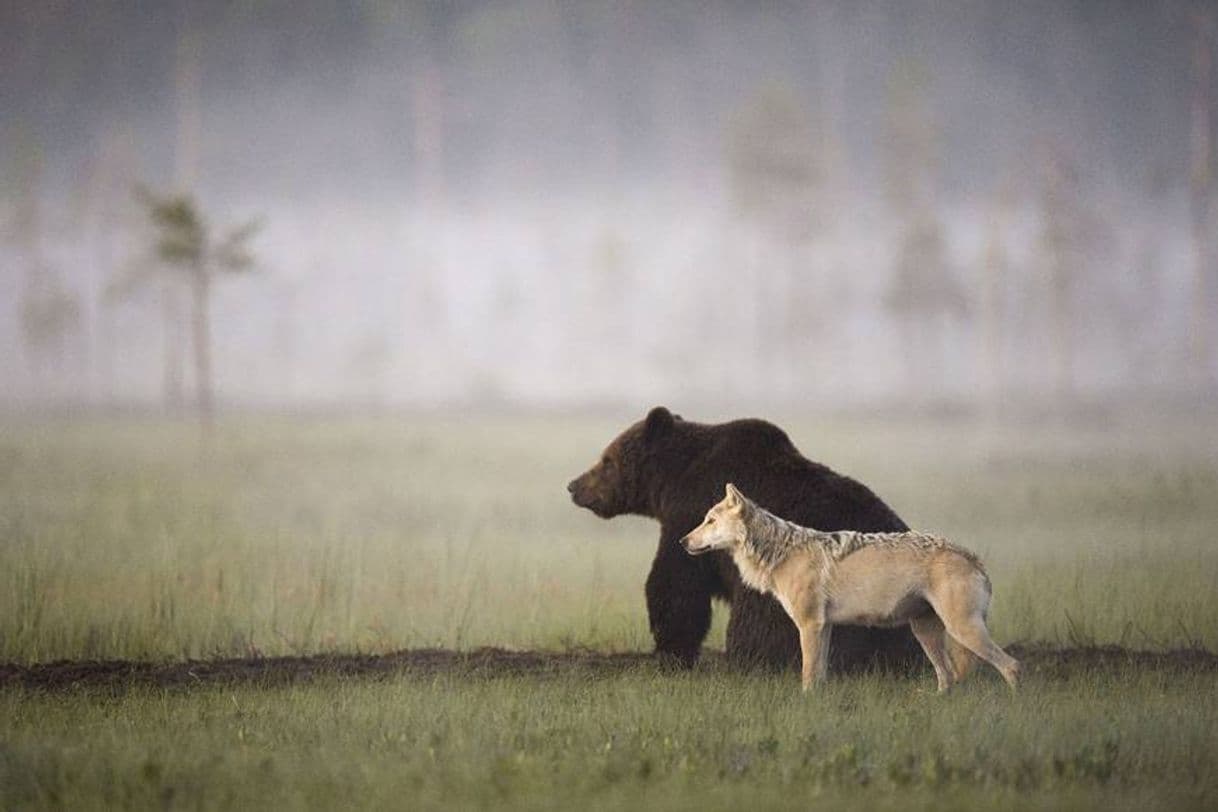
<box><xmin>89</xmin><ymin>143</ymin><xmax>123</xmax><ymax>406</ymax></box>
<box><xmin>192</xmin><ymin>271</ymin><xmax>213</xmax><ymax>430</ymax></box>
<box><xmin>162</xmin><ymin>282</ymin><xmax>185</xmax><ymax>410</ymax></box>
<box><xmin>1189</xmin><ymin>8</ymin><xmax>1213</xmax><ymax>386</ymax></box>
<box><xmin>1050</xmin><ymin>262</ymin><xmax>1073</xmax><ymax>405</ymax></box>
<box><xmin>168</xmin><ymin>3</ymin><xmax>199</xmax><ymax>413</ymax></box>
<box><xmin>980</xmin><ymin>214</ymin><xmax>1007</xmax><ymax>418</ymax></box>
<box><xmin>79</xmin><ymin>148</ymin><xmax>103</xmax><ymax>404</ymax></box>
<box><xmin>1042</xmin><ymin>153</ymin><xmax>1075</xmax><ymax>405</ymax></box>
<box><xmin>275</xmin><ymin>281</ymin><xmax>299</xmax><ymax>403</ymax></box>
<box><xmin>812</xmin><ymin>0</ymin><xmax>846</xmax><ymax>195</ymax></box>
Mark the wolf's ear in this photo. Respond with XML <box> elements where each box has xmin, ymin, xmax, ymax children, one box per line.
<box><xmin>725</xmin><ymin>483</ymin><xmax>743</xmax><ymax>504</ymax></box>
<box><xmin>643</xmin><ymin>406</ymin><xmax>675</xmax><ymax>444</ymax></box>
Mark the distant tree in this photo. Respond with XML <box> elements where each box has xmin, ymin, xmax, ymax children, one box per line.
<box><xmin>882</xmin><ymin>61</ymin><xmax>968</xmax><ymax>395</ymax></box>
<box><xmin>3</xmin><ymin>130</ymin><xmax>81</xmax><ymax>391</ymax></box>
<box><xmin>1187</xmin><ymin>4</ymin><xmax>1215</xmax><ymax>386</ymax></box>
<box><xmin>727</xmin><ymin>81</ymin><xmax>822</xmax><ymax>248</ymax></box>
<box><xmin>726</xmin><ymin>81</ymin><xmax>824</xmax><ymax>389</ymax></box>
<box><xmin>73</xmin><ymin>125</ymin><xmax>142</xmax><ymax>402</ymax></box>
<box><xmin>883</xmin><ymin>63</ymin><xmax>937</xmax><ymax>218</ymax></box>
<box><xmin>156</xmin><ymin>3</ymin><xmax>205</xmax><ymax>410</ymax></box>
<box><xmin>19</xmin><ymin>259</ymin><xmax>81</xmax><ymax>383</ymax></box>
<box><xmin>360</xmin><ymin>0</ymin><xmax>452</xmax><ymax>213</ymax></box>
<box><xmin>354</xmin><ymin>2</ymin><xmax>457</xmax><ymax>400</ymax></box>
<box><xmin>1037</xmin><ymin>149</ymin><xmax>1105</xmax><ymax>404</ymax></box>
<box><xmin>978</xmin><ymin>182</ymin><xmax>1014</xmax><ymax>413</ymax></box>
<box><xmin>883</xmin><ymin>212</ymin><xmax>968</xmax><ymax>393</ymax></box>
<box><xmin>120</xmin><ymin>190</ymin><xmax>262</xmax><ymax>428</ymax></box>
<box><xmin>1121</xmin><ymin>163</ymin><xmax>1173</xmax><ymax>386</ymax></box>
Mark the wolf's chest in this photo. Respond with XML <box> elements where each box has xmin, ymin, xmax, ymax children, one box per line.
<box><xmin>731</xmin><ymin>554</ymin><xmax>774</xmax><ymax>594</ymax></box>
<box><xmin>762</xmin><ymin>555</ymin><xmax>823</xmax><ymax>619</ymax></box>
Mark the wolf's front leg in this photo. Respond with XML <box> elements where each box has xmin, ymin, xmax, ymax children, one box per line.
<box><xmin>814</xmin><ymin>624</ymin><xmax>832</xmax><ymax>682</ymax></box>
<box><xmin>798</xmin><ymin>622</ymin><xmax>828</xmax><ymax>691</ymax></box>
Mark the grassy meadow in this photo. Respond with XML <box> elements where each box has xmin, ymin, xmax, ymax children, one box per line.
<box><xmin>5</xmin><ymin>666</ymin><xmax>1216</xmax><ymax>811</ymax></box>
<box><xmin>2</xmin><ymin>412</ymin><xmax>1217</xmax><ymax>810</ymax></box>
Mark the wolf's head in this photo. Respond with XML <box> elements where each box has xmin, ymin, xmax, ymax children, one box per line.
<box><xmin>680</xmin><ymin>483</ymin><xmax>751</xmax><ymax>555</ymax></box>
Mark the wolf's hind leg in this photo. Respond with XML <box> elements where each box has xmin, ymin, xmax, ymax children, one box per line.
<box><xmin>944</xmin><ymin>635</ymin><xmax>978</xmax><ymax>682</ymax></box>
<box><xmin>909</xmin><ymin>614</ymin><xmax>954</xmax><ymax>693</ymax></box>
<box><xmin>938</xmin><ymin>613</ymin><xmax>1020</xmax><ymax>690</ymax></box>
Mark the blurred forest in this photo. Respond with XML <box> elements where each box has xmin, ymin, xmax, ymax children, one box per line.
<box><xmin>1</xmin><ymin>0</ymin><xmax>1215</xmax><ymax>413</ymax></box>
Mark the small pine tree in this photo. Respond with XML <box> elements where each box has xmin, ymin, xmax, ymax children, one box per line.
<box><xmin>120</xmin><ymin>189</ymin><xmax>262</xmax><ymax>427</ymax></box>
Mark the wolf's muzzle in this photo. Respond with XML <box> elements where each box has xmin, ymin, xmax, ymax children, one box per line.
<box><xmin>679</xmin><ymin>535</ymin><xmax>708</xmax><ymax>555</ymax></box>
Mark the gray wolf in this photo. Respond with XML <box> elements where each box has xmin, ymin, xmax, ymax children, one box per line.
<box><xmin>680</xmin><ymin>484</ymin><xmax>1020</xmax><ymax>692</ymax></box>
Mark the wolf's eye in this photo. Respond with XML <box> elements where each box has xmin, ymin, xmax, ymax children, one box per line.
<box><xmin>706</xmin><ymin>516</ymin><xmax>715</xmax><ymax>525</ymax></box>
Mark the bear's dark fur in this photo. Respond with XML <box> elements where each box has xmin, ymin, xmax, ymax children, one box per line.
<box><xmin>568</xmin><ymin>406</ymin><xmax>922</xmax><ymax>672</ymax></box>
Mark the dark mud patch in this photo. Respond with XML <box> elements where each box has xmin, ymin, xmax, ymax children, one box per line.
<box><xmin>0</xmin><ymin>648</ymin><xmax>657</xmax><ymax>693</ymax></box>
<box><xmin>1006</xmin><ymin>642</ymin><xmax>1218</xmax><ymax>680</ymax></box>
<box><xmin>2</xmin><ymin>644</ymin><xmax>1215</xmax><ymax>693</ymax></box>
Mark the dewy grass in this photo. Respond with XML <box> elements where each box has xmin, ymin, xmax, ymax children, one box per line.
<box><xmin>2</xmin><ymin>414</ymin><xmax>1217</xmax><ymax>810</ymax></box>
<box><xmin>2</xmin><ymin>665</ymin><xmax>1216</xmax><ymax>811</ymax></box>
<box><xmin>1</xmin><ymin>414</ymin><xmax>1217</xmax><ymax>663</ymax></box>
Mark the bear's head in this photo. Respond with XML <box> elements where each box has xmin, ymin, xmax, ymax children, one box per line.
<box><xmin>567</xmin><ymin>406</ymin><xmax>680</xmax><ymax>519</ymax></box>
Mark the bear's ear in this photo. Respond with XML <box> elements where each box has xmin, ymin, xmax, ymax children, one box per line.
<box><xmin>643</xmin><ymin>406</ymin><xmax>675</xmax><ymax>444</ymax></box>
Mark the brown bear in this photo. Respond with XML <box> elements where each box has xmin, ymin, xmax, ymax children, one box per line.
<box><xmin>567</xmin><ymin>406</ymin><xmax>922</xmax><ymax>672</ymax></box>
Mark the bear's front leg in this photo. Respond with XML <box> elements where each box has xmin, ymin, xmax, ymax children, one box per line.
<box><xmin>725</xmin><ymin>587</ymin><xmax>800</xmax><ymax>670</ymax></box>
<box><xmin>645</xmin><ymin>534</ymin><xmax>713</xmax><ymax>668</ymax></box>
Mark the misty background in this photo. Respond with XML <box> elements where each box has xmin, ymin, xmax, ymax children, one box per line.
<box><xmin>2</xmin><ymin>0</ymin><xmax>1215</xmax><ymax>415</ymax></box>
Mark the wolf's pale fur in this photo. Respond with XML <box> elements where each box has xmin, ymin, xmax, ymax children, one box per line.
<box><xmin>680</xmin><ymin>484</ymin><xmax>1020</xmax><ymax>692</ymax></box>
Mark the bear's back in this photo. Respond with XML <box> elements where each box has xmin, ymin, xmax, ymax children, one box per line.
<box><xmin>673</xmin><ymin>417</ymin><xmax>908</xmax><ymax>535</ymax></box>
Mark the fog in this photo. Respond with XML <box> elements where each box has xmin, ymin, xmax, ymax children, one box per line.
<box><xmin>2</xmin><ymin>1</ymin><xmax>1215</xmax><ymax>414</ymax></box>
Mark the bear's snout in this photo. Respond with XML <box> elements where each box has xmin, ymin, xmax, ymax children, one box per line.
<box><xmin>567</xmin><ymin>475</ymin><xmax>594</xmax><ymax>509</ymax></box>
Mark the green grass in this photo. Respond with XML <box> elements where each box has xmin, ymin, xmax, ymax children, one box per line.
<box><xmin>3</xmin><ymin>666</ymin><xmax>1216</xmax><ymax>811</ymax></box>
<box><xmin>0</xmin><ymin>417</ymin><xmax>658</xmax><ymax>661</ymax></box>
<box><xmin>2</xmin><ymin>413</ymin><xmax>1217</xmax><ymax>810</ymax></box>
<box><xmin>1</xmin><ymin>414</ymin><xmax>1216</xmax><ymax>662</ymax></box>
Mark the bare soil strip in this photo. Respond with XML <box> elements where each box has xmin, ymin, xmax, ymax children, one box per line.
<box><xmin>2</xmin><ymin>644</ymin><xmax>1215</xmax><ymax>693</ymax></box>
